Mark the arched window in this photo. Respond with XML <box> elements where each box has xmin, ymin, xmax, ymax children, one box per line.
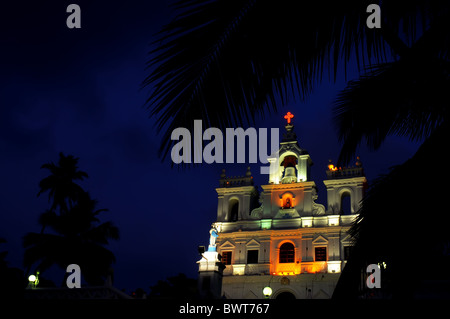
<box><xmin>229</xmin><ymin>199</ymin><xmax>239</xmax><ymax>222</ymax></box>
<box><xmin>279</xmin><ymin>242</ymin><xmax>295</xmax><ymax>263</ymax></box>
<box><xmin>340</xmin><ymin>192</ymin><xmax>351</xmax><ymax>215</ymax></box>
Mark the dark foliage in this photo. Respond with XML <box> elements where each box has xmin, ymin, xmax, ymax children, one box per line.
<box><xmin>148</xmin><ymin>273</ymin><xmax>198</xmax><ymax>299</ymax></box>
<box><xmin>24</xmin><ymin>153</ymin><xmax>119</xmax><ymax>286</ymax></box>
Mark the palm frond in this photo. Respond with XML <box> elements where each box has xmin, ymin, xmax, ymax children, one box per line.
<box><xmin>349</xmin><ymin>122</ymin><xmax>450</xmax><ymax>248</ymax></box>
<box><xmin>38</xmin><ymin>209</ymin><xmax>58</xmax><ymax>228</ymax></box>
<box><xmin>23</xmin><ymin>232</ymin><xmax>71</xmax><ymax>271</ymax></box>
<box><xmin>143</xmin><ymin>0</ymin><xmax>395</xmax><ymax>160</ymax></box>
<box><xmin>334</xmin><ymin>122</ymin><xmax>450</xmax><ymax>298</ymax></box>
<box><xmin>333</xmin><ymin>55</ymin><xmax>449</xmax><ymax>165</ymax></box>
<box><xmin>84</xmin><ymin>222</ymin><xmax>120</xmax><ymax>245</ymax></box>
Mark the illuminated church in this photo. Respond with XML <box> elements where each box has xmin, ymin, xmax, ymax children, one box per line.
<box><xmin>197</xmin><ymin>113</ymin><xmax>366</xmax><ymax>299</ymax></box>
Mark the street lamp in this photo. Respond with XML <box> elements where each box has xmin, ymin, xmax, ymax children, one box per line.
<box><xmin>263</xmin><ymin>286</ymin><xmax>272</xmax><ymax>299</ymax></box>
<box><xmin>27</xmin><ymin>272</ymin><xmax>39</xmax><ymax>288</ymax></box>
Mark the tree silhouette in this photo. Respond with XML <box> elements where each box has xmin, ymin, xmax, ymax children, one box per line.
<box><xmin>144</xmin><ymin>1</ymin><xmax>450</xmax><ymax>298</ymax></box>
<box><xmin>0</xmin><ymin>238</ymin><xmax>7</xmax><ymax>270</ymax></box>
<box><xmin>333</xmin><ymin>123</ymin><xmax>450</xmax><ymax>298</ymax></box>
<box><xmin>24</xmin><ymin>154</ymin><xmax>119</xmax><ymax>286</ymax></box>
<box><xmin>0</xmin><ymin>238</ymin><xmax>25</xmax><ymax>298</ymax></box>
<box><xmin>148</xmin><ymin>273</ymin><xmax>198</xmax><ymax>300</ymax></box>
<box><xmin>37</xmin><ymin>152</ymin><xmax>88</xmax><ymax>216</ymax></box>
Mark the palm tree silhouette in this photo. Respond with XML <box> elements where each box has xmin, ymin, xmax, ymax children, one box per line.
<box><xmin>144</xmin><ymin>1</ymin><xmax>450</xmax><ymax>298</ymax></box>
<box><xmin>37</xmin><ymin>152</ymin><xmax>88</xmax><ymax>215</ymax></box>
<box><xmin>24</xmin><ymin>155</ymin><xmax>119</xmax><ymax>286</ymax></box>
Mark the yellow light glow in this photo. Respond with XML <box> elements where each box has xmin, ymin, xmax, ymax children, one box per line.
<box><xmin>281</xmin><ymin>193</ymin><xmax>294</xmax><ymax>209</ymax></box>
<box><xmin>328</xmin><ymin>164</ymin><xmax>338</xmax><ymax>171</ymax></box>
<box><xmin>261</xmin><ymin>219</ymin><xmax>272</xmax><ymax>230</ymax></box>
<box><xmin>263</xmin><ymin>286</ymin><xmax>273</xmax><ymax>297</ymax></box>
<box><xmin>305</xmin><ymin>262</ymin><xmax>328</xmax><ymax>274</ymax></box>
<box><xmin>28</xmin><ymin>275</ymin><xmax>36</xmax><ymax>282</ymax></box>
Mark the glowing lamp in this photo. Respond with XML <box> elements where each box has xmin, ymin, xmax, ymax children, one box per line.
<box><xmin>28</xmin><ymin>275</ymin><xmax>36</xmax><ymax>282</ymax></box>
<box><xmin>263</xmin><ymin>286</ymin><xmax>273</xmax><ymax>298</ymax></box>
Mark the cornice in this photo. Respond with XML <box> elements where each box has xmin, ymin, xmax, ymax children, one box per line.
<box><xmin>261</xmin><ymin>181</ymin><xmax>316</xmax><ymax>191</ymax></box>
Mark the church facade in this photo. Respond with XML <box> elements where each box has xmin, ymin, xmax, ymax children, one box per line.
<box><xmin>197</xmin><ymin>114</ymin><xmax>366</xmax><ymax>299</ymax></box>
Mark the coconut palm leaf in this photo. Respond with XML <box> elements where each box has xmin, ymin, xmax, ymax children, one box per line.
<box><xmin>350</xmin><ymin>122</ymin><xmax>450</xmax><ymax>250</ymax></box>
<box><xmin>333</xmin><ymin>55</ymin><xmax>449</xmax><ymax>165</ymax></box>
<box><xmin>333</xmin><ymin>122</ymin><xmax>450</xmax><ymax>298</ymax></box>
<box><xmin>23</xmin><ymin>232</ymin><xmax>71</xmax><ymax>272</ymax></box>
<box><xmin>334</xmin><ymin>3</ymin><xmax>450</xmax><ymax>165</ymax></box>
<box><xmin>143</xmin><ymin>0</ymin><xmax>393</xmax><ymax>160</ymax></box>
<box><xmin>143</xmin><ymin>0</ymin><xmax>450</xmax><ymax>161</ymax></box>
<box><xmin>331</xmin><ymin>6</ymin><xmax>450</xmax><ymax>297</ymax></box>
<box><xmin>84</xmin><ymin>221</ymin><xmax>120</xmax><ymax>245</ymax></box>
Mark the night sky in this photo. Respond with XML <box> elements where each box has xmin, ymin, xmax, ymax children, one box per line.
<box><xmin>0</xmin><ymin>1</ymin><xmax>421</xmax><ymax>293</ymax></box>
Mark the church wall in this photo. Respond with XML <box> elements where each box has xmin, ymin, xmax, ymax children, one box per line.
<box><xmin>216</xmin><ymin>186</ymin><xmax>258</xmax><ymax>222</ymax></box>
<box><xmin>216</xmin><ymin>226</ymin><xmax>351</xmax><ymax>277</ymax></box>
<box><xmin>261</xmin><ymin>182</ymin><xmax>317</xmax><ymax>219</ymax></box>
<box><xmin>222</xmin><ymin>273</ymin><xmax>341</xmax><ymax>299</ymax></box>
<box><xmin>217</xmin><ymin>194</ymin><xmax>225</xmax><ymax>221</ymax></box>
<box><xmin>216</xmin><ymin>226</ymin><xmax>352</xmax><ymax>299</ymax></box>
<box><xmin>327</xmin><ymin>233</ymin><xmax>341</xmax><ymax>262</ymax></box>
<box><xmin>301</xmin><ymin>235</ymin><xmax>313</xmax><ymax>262</ymax></box>
<box><xmin>324</xmin><ymin>176</ymin><xmax>366</xmax><ymax>215</ymax></box>
<box><xmin>297</xmin><ymin>154</ymin><xmax>311</xmax><ymax>182</ymax></box>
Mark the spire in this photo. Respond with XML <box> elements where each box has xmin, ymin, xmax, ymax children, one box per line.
<box><xmin>267</xmin><ymin>111</ymin><xmax>312</xmax><ymax>184</ymax></box>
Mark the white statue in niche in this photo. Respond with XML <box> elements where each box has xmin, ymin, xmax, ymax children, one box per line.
<box><xmin>209</xmin><ymin>224</ymin><xmax>219</xmax><ymax>248</ymax></box>
<box><xmin>312</xmin><ymin>187</ymin><xmax>326</xmax><ymax>216</ymax></box>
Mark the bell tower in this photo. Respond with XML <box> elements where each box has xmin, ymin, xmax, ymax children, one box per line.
<box><xmin>197</xmin><ymin>111</ymin><xmax>367</xmax><ymax>299</ymax></box>
<box><xmin>267</xmin><ymin>112</ymin><xmax>313</xmax><ymax>185</ymax></box>
<box><xmin>215</xmin><ymin>167</ymin><xmax>259</xmax><ymax>223</ymax></box>
<box><xmin>323</xmin><ymin>157</ymin><xmax>367</xmax><ymax>215</ymax></box>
